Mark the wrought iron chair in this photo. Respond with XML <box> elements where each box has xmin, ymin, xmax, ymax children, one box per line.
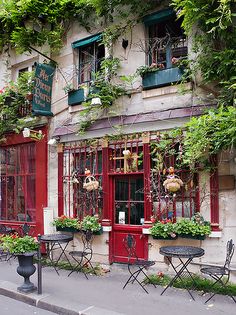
<box><xmin>200</xmin><ymin>239</ymin><xmax>236</xmax><ymax>303</ymax></box>
<box><xmin>18</xmin><ymin>223</ymin><xmax>31</xmax><ymax>236</ymax></box>
<box><xmin>68</xmin><ymin>230</ymin><xmax>96</xmax><ymax>279</ymax></box>
<box><xmin>123</xmin><ymin>234</ymin><xmax>156</xmax><ymax>294</ymax></box>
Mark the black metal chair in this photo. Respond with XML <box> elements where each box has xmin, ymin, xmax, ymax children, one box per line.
<box><xmin>68</xmin><ymin>230</ymin><xmax>96</xmax><ymax>279</ymax></box>
<box><xmin>123</xmin><ymin>234</ymin><xmax>156</xmax><ymax>294</ymax></box>
<box><xmin>200</xmin><ymin>239</ymin><xmax>236</xmax><ymax>303</ymax></box>
<box><xmin>18</xmin><ymin>223</ymin><xmax>31</xmax><ymax>236</ymax></box>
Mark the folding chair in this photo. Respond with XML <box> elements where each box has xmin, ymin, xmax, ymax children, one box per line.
<box><xmin>123</xmin><ymin>234</ymin><xmax>156</xmax><ymax>293</ymax></box>
<box><xmin>19</xmin><ymin>223</ymin><xmax>31</xmax><ymax>236</ymax></box>
<box><xmin>68</xmin><ymin>230</ymin><xmax>96</xmax><ymax>279</ymax></box>
<box><xmin>200</xmin><ymin>239</ymin><xmax>236</xmax><ymax>303</ymax></box>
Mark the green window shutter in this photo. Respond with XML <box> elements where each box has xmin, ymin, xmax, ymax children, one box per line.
<box><xmin>143</xmin><ymin>8</ymin><xmax>175</xmax><ymax>26</ymax></box>
<box><xmin>72</xmin><ymin>33</ymin><xmax>102</xmax><ymax>49</ymax></box>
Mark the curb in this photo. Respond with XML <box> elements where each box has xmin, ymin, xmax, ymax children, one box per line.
<box><xmin>0</xmin><ymin>281</ymin><xmax>83</xmax><ymax>315</ymax></box>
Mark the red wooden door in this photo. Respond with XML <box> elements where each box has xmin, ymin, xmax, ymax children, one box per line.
<box><xmin>111</xmin><ymin>174</ymin><xmax>148</xmax><ymax>263</ymax></box>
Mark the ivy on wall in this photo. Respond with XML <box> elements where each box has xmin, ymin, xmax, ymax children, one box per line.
<box><xmin>0</xmin><ymin>0</ymin><xmax>235</xmax><ymax>164</ymax></box>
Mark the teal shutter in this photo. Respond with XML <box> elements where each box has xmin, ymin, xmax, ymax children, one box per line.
<box><xmin>143</xmin><ymin>8</ymin><xmax>175</xmax><ymax>26</ymax></box>
<box><xmin>72</xmin><ymin>33</ymin><xmax>102</xmax><ymax>49</ymax></box>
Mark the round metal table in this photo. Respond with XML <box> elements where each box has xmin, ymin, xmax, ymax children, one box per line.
<box><xmin>160</xmin><ymin>245</ymin><xmax>205</xmax><ymax>300</ymax></box>
<box><xmin>40</xmin><ymin>234</ymin><xmax>73</xmax><ymax>275</ymax></box>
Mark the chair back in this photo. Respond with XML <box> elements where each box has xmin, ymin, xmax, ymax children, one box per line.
<box><xmin>0</xmin><ymin>224</ymin><xmax>7</xmax><ymax>234</ymax></box>
<box><xmin>81</xmin><ymin>230</ymin><xmax>94</xmax><ymax>254</ymax></box>
<box><xmin>123</xmin><ymin>234</ymin><xmax>138</xmax><ymax>262</ymax></box>
<box><xmin>224</xmin><ymin>239</ymin><xmax>235</xmax><ymax>269</ymax></box>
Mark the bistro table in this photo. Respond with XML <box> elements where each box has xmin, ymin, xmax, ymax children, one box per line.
<box><xmin>159</xmin><ymin>245</ymin><xmax>204</xmax><ymax>300</ymax></box>
<box><xmin>40</xmin><ymin>234</ymin><xmax>73</xmax><ymax>275</ymax></box>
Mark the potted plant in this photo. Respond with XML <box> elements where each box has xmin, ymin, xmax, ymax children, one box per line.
<box><xmin>52</xmin><ymin>215</ymin><xmax>80</xmax><ymax>232</ymax></box>
<box><xmin>80</xmin><ymin>215</ymin><xmax>102</xmax><ymax>234</ymax></box>
<box><xmin>0</xmin><ymin>234</ymin><xmax>39</xmax><ymax>293</ymax></box>
<box><xmin>175</xmin><ymin>213</ymin><xmax>211</xmax><ymax>240</ymax></box>
<box><xmin>150</xmin><ymin>219</ymin><xmax>177</xmax><ymax>240</ymax></box>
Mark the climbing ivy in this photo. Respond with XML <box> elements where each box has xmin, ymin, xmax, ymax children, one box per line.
<box><xmin>171</xmin><ymin>0</ymin><xmax>236</xmax><ymax>106</ymax></box>
<box><xmin>0</xmin><ymin>71</ymin><xmax>36</xmax><ymax>140</ymax></box>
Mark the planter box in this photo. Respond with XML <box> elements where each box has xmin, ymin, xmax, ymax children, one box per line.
<box><xmin>93</xmin><ymin>227</ymin><xmax>103</xmax><ymax>235</ymax></box>
<box><xmin>142</xmin><ymin>67</ymin><xmax>184</xmax><ymax>89</ymax></box>
<box><xmin>152</xmin><ymin>235</ymin><xmax>178</xmax><ymax>240</ymax></box>
<box><xmin>68</xmin><ymin>88</ymin><xmax>85</xmax><ymax>106</ymax></box>
<box><xmin>56</xmin><ymin>227</ymin><xmax>80</xmax><ymax>233</ymax></box>
<box><xmin>179</xmin><ymin>234</ymin><xmax>206</xmax><ymax>240</ymax></box>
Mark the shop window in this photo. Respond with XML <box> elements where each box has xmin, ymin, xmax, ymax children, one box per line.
<box><xmin>0</xmin><ymin>143</ymin><xmax>36</xmax><ymax>222</ymax></box>
<box><xmin>62</xmin><ymin>143</ymin><xmax>103</xmax><ymax>219</ymax></box>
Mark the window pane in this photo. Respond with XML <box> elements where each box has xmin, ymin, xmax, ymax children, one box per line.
<box><xmin>115</xmin><ymin>202</ymin><xmax>128</xmax><ymax>224</ymax></box>
<box><xmin>115</xmin><ymin>178</ymin><xmax>128</xmax><ymax>201</ymax></box>
<box><xmin>0</xmin><ymin>143</ymin><xmax>36</xmax><ymax>222</ymax></box>
<box><xmin>130</xmin><ymin>177</ymin><xmax>144</xmax><ymax>201</ymax></box>
<box><xmin>130</xmin><ymin>203</ymin><xmax>144</xmax><ymax>225</ymax></box>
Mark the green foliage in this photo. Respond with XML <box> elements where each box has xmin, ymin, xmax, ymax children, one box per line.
<box><xmin>182</xmin><ymin>106</ymin><xmax>236</xmax><ymax>167</ymax></box>
<box><xmin>171</xmin><ymin>0</ymin><xmax>236</xmax><ymax>106</ymax></box>
<box><xmin>0</xmin><ymin>234</ymin><xmax>39</xmax><ymax>254</ymax></box>
<box><xmin>0</xmin><ymin>71</ymin><xmax>35</xmax><ymax>140</ymax></box>
<box><xmin>135</xmin><ymin>65</ymin><xmax>159</xmax><ymax>77</ymax></box>
<box><xmin>78</xmin><ymin>57</ymin><xmax>126</xmax><ymax>134</ymax></box>
<box><xmin>150</xmin><ymin>220</ymin><xmax>177</xmax><ymax>239</ymax></box>
<box><xmin>145</xmin><ymin>273</ymin><xmax>236</xmax><ymax>296</ymax></box>
<box><xmin>175</xmin><ymin>217</ymin><xmax>211</xmax><ymax>237</ymax></box>
<box><xmin>0</xmin><ymin>0</ymin><xmax>157</xmax><ymax>53</ymax></box>
<box><xmin>150</xmin><ymin>213</ymin><xmax>211</xmax><ymax>238</ymax></box>
<box><xmin>80</xmin><ymin>215</ymin><xmax>101</xmax><ymax>232</ymax></box>
<box><xmin>52</xmin><ymin>215</ymin><xmax>80</xmax><ymax>229</ymax></box>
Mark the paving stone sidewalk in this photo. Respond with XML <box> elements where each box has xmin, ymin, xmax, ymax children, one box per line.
<box><xmin>0</xmin><ymin>260</ymin><xmax>235</xmax><ymax>315</ymax></box>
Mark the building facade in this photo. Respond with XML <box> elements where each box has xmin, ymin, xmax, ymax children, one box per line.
<box><xmin>0</xmin><ymin>4</ymin><xmax>235</xmax><ymax>278</ymax></box>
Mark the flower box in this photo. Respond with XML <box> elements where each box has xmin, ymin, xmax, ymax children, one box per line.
<box><xmin>179</xmin><ymin>234</ymin><xmax>206</xmax><ymax>240</ymax></box>
<box><xmin>93</xmin><ymin>227</ymin><xmax>103</xmax><ymax>235</ymax></box>
<box><xmin>56</xmin><ymin>227</ymin><xmax>80</xmax><ymax>233</ymax></box>
<box><xmin>142</xmin><ymin>67</ymin><xmax>184</xmax><ymax>89</ymax></box>
<box><xmin>152</xmin><ymin>235</ymin><xmax>178</xmax><ymax>240</ymax></box>
<box><xmin>68</xmin><ymin>88</ymin><xmax>85</xmax><ymax>106</ymax></box>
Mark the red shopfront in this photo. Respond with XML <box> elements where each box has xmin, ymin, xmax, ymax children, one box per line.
<box><xmin>58</xmin><ymin>134</ymin><xmax>206</xmax><ymax>264</ymax></box>
<box><xmin>0</xmin><ymin>126</ymin><xmax>48</xmax><ymax>235</ymax></box>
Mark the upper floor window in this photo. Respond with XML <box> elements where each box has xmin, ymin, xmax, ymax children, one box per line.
<box><xmin>145</xmin><ymin>9</ymin><xmax>187</xmax><ymax>70</ymax></box>
<box><xmin>148</xmin><ymin>18</ymin><xmax>187</xmax><ymax>69</ymax></box>
<box><xmin>72</xmin><ymin>33</ymin><xmax>105</xmax><ymax>85</ymax></box>
<box><xmin>141</xmin><ymin>9</ymin><xmax>188</xmax><ymax>89</ymax></box>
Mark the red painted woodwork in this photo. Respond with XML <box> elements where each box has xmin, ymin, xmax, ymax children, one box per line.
<box><xmin>58</xmin><ymin>152</ymin><xmax>64</xmax><ymax>217</ymax></box>
<box><xmin>210</xmin><ymin>155</ymin><xmax>220</xmax><ymax>231</ymax></box>
<box><xmin>0</xmin><ymin>127</ymin><xmax>48</xmax><ymax>236</ymax></box>
<box><xmin>143</xmin><ymin>143</ymin><xmax>152</xmax><ymax>222</ymax></box>
<box><xmin>102</xmin><ymin>146</ymin><xmax>109</xmax><ymax>220</ymax></box>
<box><xmin>112</xmin><ymin>228</ymin><xmax>148</xmax><ymax>263</ymax></box>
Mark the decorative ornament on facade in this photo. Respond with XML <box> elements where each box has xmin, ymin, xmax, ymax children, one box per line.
<box><xmin>163</xmin><ymin>166</ymin><xmax>183</xmax><ymax>193</ymax></box>
<box><xmin>112</xmin><ymin>143</ymin><xmax>139</xmax><ymax>173</ymax></box>
<box><xmin>22</xmin><ymin>128</ymin><xmax>44</xmax><ymax>141</ymax></box>
<box><xmin>83</xmin><ymin>169</ymin><xmax>99</xmax><ymax>191</ymax></box>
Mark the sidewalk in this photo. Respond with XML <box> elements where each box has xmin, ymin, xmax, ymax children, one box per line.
<box><xmin>0</xmin><ymin>260</ymin><xmax>235</xmax><ymax>315</ymax></box>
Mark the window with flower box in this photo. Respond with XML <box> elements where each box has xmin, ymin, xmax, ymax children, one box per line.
<box><xmin>143</xmin><ymin>9</ymin><xmax>188</xmax><ymax>89</ymax></box>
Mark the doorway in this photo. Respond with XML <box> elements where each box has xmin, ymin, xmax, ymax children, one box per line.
<box><xmin>111</xmin><ymin>174</ymin><xmax>148</xmax><ymax>263</ymax></box>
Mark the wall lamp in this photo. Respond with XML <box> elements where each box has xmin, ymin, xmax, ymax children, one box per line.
<box><xmin>22</xmin><ymin>128</ymin><xmax>44</xmax><ymax>141</ymax></box>
<box><xmin>48</xmin><ymin>136</ymin><xmax>60</xmax><ymax>146</ymax></box>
